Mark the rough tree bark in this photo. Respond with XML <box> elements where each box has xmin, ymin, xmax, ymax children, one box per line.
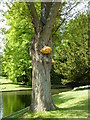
<box><xmin>26</xmin><ymin>2</ymin><xmax>61</xmax><ymax>112</ymax></box>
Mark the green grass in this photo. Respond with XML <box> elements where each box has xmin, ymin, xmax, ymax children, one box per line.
<box><xmin>0</xmin><ymin>84</ymin><xmax>32</xmax><ymax>91</ymax></box>
<box><xmin>51</xmin><ymin>88</ymin><xmax>71</xmax><ymax>95</ymax></box>
<box><xmin>0</xmin><ymin>78</ymin><xmax>31</xmax><ymax>91</ymax></box>
<box><xmin>4</xmin><ymin>89</ymin><xmax>89</xmax><ymax>119</ymax></box>
<box><xmin>0</xmin><ymin>78</ymin><xmax>13</xmax><ymax>84</ymax></box>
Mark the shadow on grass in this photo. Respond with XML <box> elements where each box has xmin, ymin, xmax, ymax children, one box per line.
<box><xmin>52</xmin><ymin>94</ymin><xmax>75</xmax><ymax>105</ymax></box>
<box><xmin>56</xmin><ymin>99</ymin><xmax>88</xmax><ymax>111</ymax></box>
<box><xmin>22</xmin><ymin>98</ymin><xmax>88</xmax><ymax>119</ymax></box>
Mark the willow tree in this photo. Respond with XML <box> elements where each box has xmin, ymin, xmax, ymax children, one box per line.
<box><xmin>26</xmin><ymin>2</ymin><xmax>61</xmax><ymax>112</ymax></box>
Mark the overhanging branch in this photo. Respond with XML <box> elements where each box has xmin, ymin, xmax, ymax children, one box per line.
<box><xmin>53</xmin><ymin>1</ymin><xmax>80</xmax><ymax>32</ymax></box>
<box><xmin>54</xmin><ymin>18</ymin><xmax>66</xmax><ymax>33</ymax></box>
<box><xmin>61</xmin><ymin>2</ymin><xmax>80</xmax><ymax>16</ymax></box>
<box><xmin>26</xmin><ymin>2</ymin><xmax>39</xmax><ymax>33</ymax></box>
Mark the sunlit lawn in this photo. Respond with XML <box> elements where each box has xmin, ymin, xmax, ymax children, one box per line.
<box><xmin>23</xmin><ymin>90</ymin><xmax>88</xmax><ymax>119</ymax></box>
<box><xmin>0</xmin><ymin>84</ymin><xmax>32</xmax><ymax>91</ymax></box>
<box><xmin>0</xmin><ymin>78</ymin><xmax>12</xmax><ymax>84</ymax></box>
<box><xmin>5</xmin><ymin>89</ymin><xmax>89</xmax><ymax>119</ymax></box>
<box><xmin>0</xmin><ymin>78</ymin><xmax>31</xmax><ymax>91</ymax></box>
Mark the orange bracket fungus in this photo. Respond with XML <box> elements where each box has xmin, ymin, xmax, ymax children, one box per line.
<box><xmin>40</xmin><ymin>46</ymin><xmax>52</xmax><ymax>54</ymax></box>
<box><xmin>52</xmin><ymin>59</ymin><xmax>55</xmax><ymax>64</ymax></box>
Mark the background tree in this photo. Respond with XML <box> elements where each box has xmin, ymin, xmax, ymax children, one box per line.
<box><xmin>2</xmin><ymin>2</ymin><xmax>33</xmax><ymax>83</ymax></box>
<box><xmin>0</xmin><ymin>53</ymin><xmax>2</xmax><ymax>76</ymax></box>
<box><xmin>54</xmin><ymin>13</ymin><xmax>89</xmax><ymax>87</ymax></box>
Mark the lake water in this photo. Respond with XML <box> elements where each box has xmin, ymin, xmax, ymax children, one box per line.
<box><xmin>0</xmin><ymin>90</ymin><xmax>31</xmax><ymax>119</ymax></box>
<box><xmin>0</xmin><ymin>88</ymin><xmax>70</xmax><ymax>119</ymax></box>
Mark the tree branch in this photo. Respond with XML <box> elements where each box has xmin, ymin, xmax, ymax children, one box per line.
<box><xmin>40</xmin><ymin>2</ymin><xmax>53</xmax><ymax>34</ymax></box>
<box><xmin>40</xmin><ymin>2</ymin><xmax>61</xmax><ymax>41</ymax></box>
<box><xmin>53</xmin><ymin>1</ymin><xmax>80</xmax><ymax>32</ymax></box>
<box><xmin>45</xmin><ymin>2</ymin><xmax>52</xmax><ymax>20</ymax></box>
<box><xmin>54</xmin><ymin>18</ymin><xmax>66</xmax><ymax>33</ymax></box>
<box><xmin>61</xmin><ymin>1</ymin><xmax>80</xmax><ymax>16</ymax></box>
<box><xmin>26</xmin><ymin>2</ymin><xmax>39</xmax><ymax>33</ymax></box>
<box><xmin>40</xmin><ymin>2</ymin><xmax>52</xmax><ymax>25</ymax></box>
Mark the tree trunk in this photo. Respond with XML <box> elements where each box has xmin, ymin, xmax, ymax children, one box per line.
<box><xmin>26</xmin><ymin>2</ymin><xmax>61</xmax><ymax>113</ymax></box>
<box><xmin>30</xmin><ymin>34</ymin><xmax>56</xmax><ymax>112</ymax></box>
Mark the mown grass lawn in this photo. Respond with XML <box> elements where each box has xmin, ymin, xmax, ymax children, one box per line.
<box><xmin>0</xmin><ymin>84</ymin><xmax>32</xmax><ymax>91</ymax></box>
<box><xmin>5</xmin><ymin>89</ymin><xmax>89</xmax><ymax>119</ymax></box>
<box><xmin>0</xmin><ymin>78</ymin><xmax>12</xmax><ymax>84</ymax></box>
<box><xmin>0</xmin><ymin>78</ymin><xmax>31</xmax><ymax>91</ymax></box>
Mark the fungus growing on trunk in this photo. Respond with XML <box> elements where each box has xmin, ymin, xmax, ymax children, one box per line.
<box><xmin>40</xmin><ymin>46</ymin><xmax>52</xmax><ymax>54</ymax></box>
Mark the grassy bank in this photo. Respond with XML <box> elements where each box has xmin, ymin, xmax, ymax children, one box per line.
<box><xmin>0</xmin><ymin>78</ymin><xmax>13</xmax><ymax>84</ymax></box>
<box><xmin>0</xmin><ymin>84</ymin><xmax>32</xmax><ymax>92</ymax></box>
<box><xmin>4</xmin><ymin>89</ymin><xmax>89</xmax><ymax>119</ymax></box>
<box><xmin>0</xmin><ymin>78</ymin><xmax>31</xmax><ymax>92</ymax></box>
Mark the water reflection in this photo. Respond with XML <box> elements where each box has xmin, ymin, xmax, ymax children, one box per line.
<box><xmin>0</xmin><ymin>92</ymin><xmax>3</xmax><ymax>119</ymax></box>
<box><xmin>1</xmin><ymin>91</ymin><xmax>31</xmax><ymax>119</ymax></box>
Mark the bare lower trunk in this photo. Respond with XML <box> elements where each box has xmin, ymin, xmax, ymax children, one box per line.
<box><xmin>30</xmin><ymin>35</ymin><xmax>56</xmax><ymax>112</ymax></box>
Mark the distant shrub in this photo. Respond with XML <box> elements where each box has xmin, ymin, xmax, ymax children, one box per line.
<box><xmin>27</xmin><ymin>80</ymin><xmax>32</xmax><ymax>86</ymax></box>
<box><xmin>50</xmin><ymin>66</ymin><xmax>62</xmax><ymax>85</ymax></box>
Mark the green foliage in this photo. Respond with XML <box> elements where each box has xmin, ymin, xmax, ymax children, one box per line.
<box><xmin>54</xmin><ymin>13</ymin><xmax>89</xmax><ymax>86</ymax></box>
<box><xmin>0</xmin><ymin>54</ymin><xmax>2</xmax><ymax>75</ymax></box>
<box><xmin>2</xmin><ymin>2</ymin><xmax>33</xmax><ymax>82</ymax></box>
<box><xmin>2</xmin><ymin>1</ymin><xmax>89</xmax><ymax>87</ymax></box>
<box><xmin>27</xmin><ymin>80</ymin><xmax>32</xmax><ymax>86</ymax></box>
<box><xmin>2</xmin><ymin>2</ymin><xmax>66</xmax><ymax>84</ymax></box>
<box><xmin>50</xmin><ymin>66</ymin><xmax>62</xmax><ymax>85</ymax></box>
<box><xmin>52</xmin><ymin>3</ymin><xmax>66</xmax><ymax>57</ymax></box>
